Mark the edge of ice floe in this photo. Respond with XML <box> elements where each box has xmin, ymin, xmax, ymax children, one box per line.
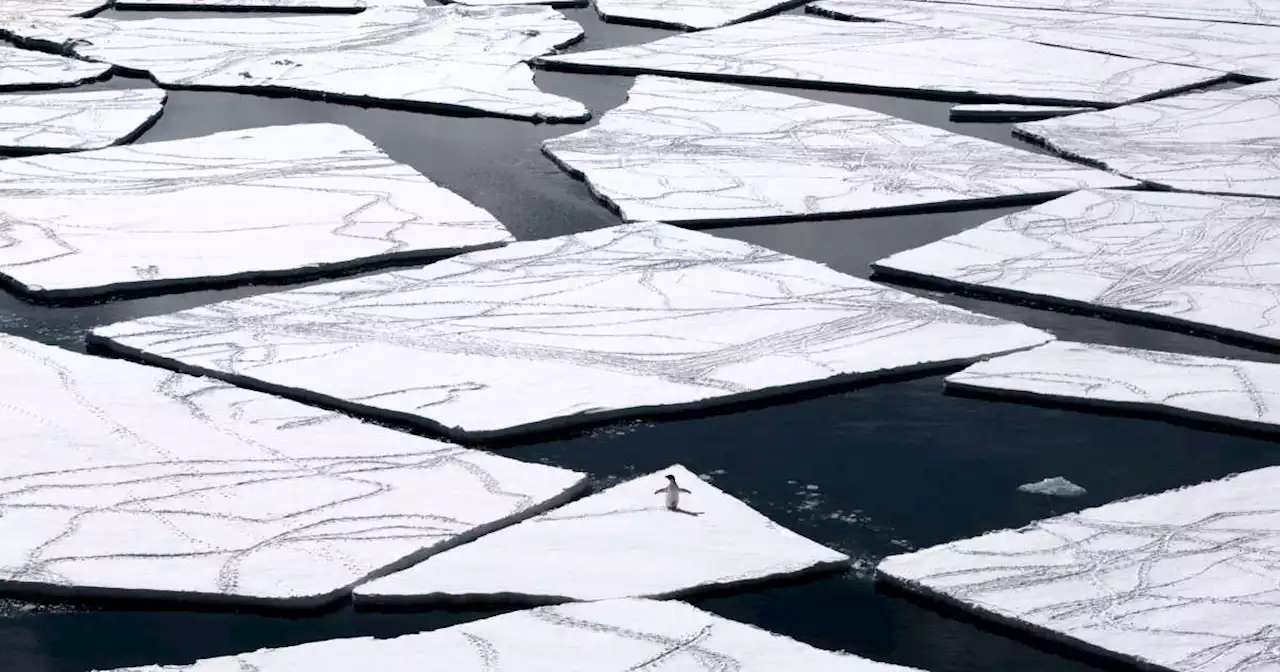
<box><xmin>593</xmin><ymin>0</ymin><xmax>811</xmax><ymax>33</ymax></box>
<box><xmin>0</xmin><ymin>89</ymin><xmax>167</xmax><ymax>155</ymax></box>
<box><xmin>947</xmin><ymin>106</ymin><xmax>1094</xmax><ymax>123</ymax></box>
<box><xmin>111</xmin><ymin>1</ymin><xmax>365</xmax><ymax>13</ymax></box>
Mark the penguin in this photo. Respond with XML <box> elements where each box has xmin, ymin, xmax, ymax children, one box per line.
<box><xmin>654</xmin><ymin>474</ymin><xmax>691</xmax><ymax>511</ymax></box>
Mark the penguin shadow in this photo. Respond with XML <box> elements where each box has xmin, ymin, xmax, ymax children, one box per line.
<box><xmin>666</xmin><ymin>506</ymin><xmax>704</xmax><ymax>517</ymax></box>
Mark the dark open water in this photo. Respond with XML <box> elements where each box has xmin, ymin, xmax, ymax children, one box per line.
<box><xmin>1</xmin><ymin>5</ymin><xmax>1276</xmax><ymax>672</ymax></box>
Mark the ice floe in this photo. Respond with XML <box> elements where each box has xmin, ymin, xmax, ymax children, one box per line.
<box><xmin>89</xmin><ymin>222</ymin><xmax>1055</xmax><ymax>442</ymax></box>
<box><xmin>0</xmin><ymin>0</ymin><xmax>108</xmax><ymax>18</ymax></box>
<box><xmin>879</xmin><ymin>464</ymin><xmax>1280</xmax><ymax>672</ymax></box>
<box><xmin>543</xmin><ymin>76</ymin><xmax>1135</xmax><ymax>224</ymax></box>
<box><xmin>113</xmin><ymin>0</ymin><xmax>367</xmax><ymax>10</ymax></box>
<box><xmin>949</xmin><ymin>104</ymin><xmax>1094</xmax><ymax>122</ymax></box>
<box><xmin>0</xmin><ymin>123</ymin><xmax>513</xmax><ymax>302</ymax></box>
<box><xmin>946</xmin><ymin>341</ymin><xmax>1280</xmax><ymax>435</ymax></box>
<box><xmin>1016</xmin><ymin>80</ymin><xmax>1280</xmax><ymax>197</ymax></box>
<box><xmin>536</xmin><ymin>15</ymin><xmax>1225</xmax><ymax>106</ymax></box>
<box><xmin>0</xmin><ymin>88</ymin><xmax>164</xmax><ymax>152</ymax></box>
<box><xmin>873</xmin><ymin>190</ymin><xmax>1280</xmax><ymax>346</ymax></box>
<box><xmin>0</xmin><ymin>45</ymin><xmax>111</xmax><ymax>89</ymax></box>
<box><xmin>810</xmin><ymin>0</ymin><xmax>1280</xmax><ymax>79</ymax></box>
<box><xmin>0</xmin><ymin>334</ymin><xmax>587</xmax><ymax>607</ymax></box>
<box><xmin>1016</xmin><ymin>476</ymin><xmax>1086</xmax><ymax>497</ymax></box>
<box><xmin>595</xmin><ymin>0</ymin><xmax>801</xmax><ymax>30</ymax></box>
<box><xmin>861</xmin><ymin>0</ymin><xmax>1280</xmax><ymax>27</ymax></box>
<box><xmin>100</xmin><ymin>599</ymin><xmax>923</xmax><ymax>671</ymax></box>
<box><xmin>0</xmin><ymin>5</ymin><xmax>588</xmax><ymax>121</ymax></box>
<box><xmin>354</xmin><ymin>465</ymin><xmax>847</xmax><ymax>604</ymax></box>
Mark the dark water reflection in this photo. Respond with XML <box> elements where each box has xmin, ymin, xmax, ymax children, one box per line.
<box><xmin>0</xmin><ymin>6</ymin><xmax>1276</xmax><ymax>672</ymax></box>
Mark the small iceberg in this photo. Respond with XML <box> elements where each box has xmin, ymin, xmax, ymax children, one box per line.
<box><xmin>1017</xmin><ymin>476</ymin><xmax>1086</xmax><ymax>497</ymax></box>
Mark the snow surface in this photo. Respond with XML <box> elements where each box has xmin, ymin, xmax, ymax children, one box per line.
<box><xmin>101</xmin><ymin>599</ymin><xmax>924</xmax><ymax>671</ymax></box>
<box><xmin>543</xmin><ymin>76</ymin><xmax>1135</xmax><ymax>224</ymax></box>
<box><xmin>354</xmin><ymin>465</ymin><xmax>848</xmax><ymax>604</ymax></box>
<box><xmin>0</xmin><ymin>334</ymin><xmax>587</xmax><ymax>607</ymax></box>
<box><xmin>0</xmin><ymin>123</ymin><xmax>513</xmax><ymax>301</ymax></box>
<box><xmin>90</xmin><ymin>222</ymin><xmax>1055</xmax><ymax>442</ymax></box>
<box><xmin>872</xmin><ymin>189</ymin><xmax>1280</xmax><ymax>346</ymax></box>
<box><xmin>0</xmin><ymin>0</ymin><xmax>107</xmax><ymax>18</ymax></box>
<box><xmin>879</xmin><ymin>464</ymin><xmax>1280</xmax><ymax>672</ymax></box>
<box><xmin>0</xmin><ymin>88</ymin><xmax>164</xmax><ymax>152</ymax></box>
<box><xmin>536</xmin><ymin>15</ymin><xmax>1225</xmax><ymax>106</ymax></box>
<box><xmin>0</xmin><ymin>45</ymin><xmax>110</xmax><ymax>89</ymax></box>
<box><xmin>949</xmin><ymin>104</ymin><xmax>1094</xmax><ymax>122</ymax></box>
<box><xmin>113</xmin><ymin>0</ymin><xmax>366</xmax><ymax>10</ymax></box>
<box><xmin>0</xmin><ymin>5</ymin><xmax>587</xmax><ymax>122</ymax></box>
<box><xmin>1015</xmin><ymin>80</ymin><xmax>1280</xmax><ymax>197</ymax></box>
<box><xmin>1016</xmin><ymin>477</ymin><xmax>1086</xmax><ymax>497</ymax></box>
<box><xmin>946</xmin><ymin>341</ymin><xmax>1280</xmax><ymax>435</ymax></box>
<box><xmin>809</xmin><ymin>0</ymin><xmax>1280</xmax><ymax>78</ymax></box>
<box><xmin>862</xmin><ymin>0</ymin><xmax>1280</xmax><ymax>26</ymax></box>
<box><xmin>595</xmin><ymin>0</ymin><xmax>800</xmax><ymax>30</ymax></box>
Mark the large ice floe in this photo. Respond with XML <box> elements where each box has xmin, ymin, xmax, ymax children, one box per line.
<box><xmin>945</xmin><ymin>341</ymin><xmax>1280</xmax><ymax>435</ymax></box>
<box><xmin>89</xmin><ymin>222</ymin><xmax>1055</xmax><ymax>442</ymax></box>
<box><xmin>543</xmin><ymin>76</ymin><xmax>1135</xmax><ymax>224</ymax></box>
<box><xmin>0</xmin><ymin>334</ymin><xmax>587</xmax><ymax>607</ymax></box>
<box><xmin>809</xmin><ymin>0</ymin><xmax>1280</xmax><ymax>79</ymax></box>
<box><xmin>594</xmin><ymin>0</ymin><xmax>802</xmax><ymax>30</ymax></box>
<box><xmin>0</xmin><ymin>123</ymin><xmax>513</xmax><ymax>302</ymax></box>
<box><xmin>872</xmin><ymin>189</ymin><xmax>1280</xmax><ymax>347</ymax></box>
<box><xmin>536</xmin><ymin>15</ymin><xmax>1225</xmax><ymax>106</ymax></box>
<box><xmin>0</xmin><ymin>88</ymin><xmax>164</xmax><ymax>152</ymax></box>
<box><xmin>0</xmin><ymin>5</ymin><xmax>588</xmax><ymax>121</ymax></box>
<box><xmin>879</xmin><ymin>464</ymin><xmax>1280</xmax><ymax>672</ymax></box>
<box><xmin>1015</xmin><ymin>80</ymin><xmax>1280</xmax><ymax>198</ymax></box>
<box><xmin>0</xmin><ymin>45</ymin><xmax>111</xmax><ymax>89</ymax></box>
<box><xmin>854</xmin><ymin>0</ymin><xmax>1280</xmax><ymax>27</ymax></box>
<box><xmin>100</xmin><ymin>599</ymin><xmax>924</xmax><ymax>671</ymax></box>
<box><xmin>355</xmin><ymin>465</ymin><xmax>848</xmax><ymax>605</ymax></box>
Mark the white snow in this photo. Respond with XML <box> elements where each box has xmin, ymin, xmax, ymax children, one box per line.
<box><xmin>90</xmin><ymin>222</ymin><xmax>1055</xmax><ymax>442</ymax></box>
<box><xmin>879</xmin><ymin>464</ymin><xmax>1280</xmax><ymax>672</ymax></box>
<box><xmin>536</xmin><ymin>15</ymin><xmax>1225</xmax><ymax>106</ymax></box>
<box><xmin>0</xmin><ymin>334</ymin><xmax>587</xmax><ymax>607</ymax></box>
<box><xmin>1016</xmin><ymin>477</ymin><xmax>1086</xmax><ymax>497</ymax></box>
<box><xmin>354</xmin><ymin>465</ymin><xmax>848</xmax><ymax>604</ymax></box>
<box><xmin>1016</xmin><ymin>80</ymin><xmax>1280</xmax><ymax>197</ymax></box>
<box><xmin>949</xmin><ymin>104</ymin><xmax>1094</xmax><ymax>122</ymax></box>
<box><xmin>0</xmin><ymin>5</ymin><xmax>588</xmax><ymax>122</ymax></box>
<box><xmin>861</xmin><ymin>0</ymin><xmax>1280</xmax><ymax>26</ymax></box>
<box><xmin>0</xmin><ymin>123</ymin><xmax>514</xmax><ymax>301</ymax></box>
<box><xmin>595</xmin><ymin>0</ymin><xmax>800</xmax><ymax>30</ymax></box>
<box><xmin>0</xmin><ymin>45</ymin><xmax>111</xmax><ymax>89</ymax></box>
<box><xmin>0</xmin><ymin>0</ymin><xmax>107</xmax><ymax>18</ymax></box>
<box><xmin>945</xmin><ymin>341</ymin><xmax>1280</xmax><ymax>434</ymax></box>
<box><xmin>99</xmin><ymin>599</ymin><xmax>924</xmax><ymax>671</ymax></box>
<box><xmin>809</xmin><ymin>0</ymin><xmax>1280</xmax><ymax>79</ymax></box>
<box><xmin>543</xmin><ymin>76</ymin><xmax>1135</xmax><ymax>224</ymax></box>
<box><xmin>114</xmin><ymin>0</ymin><xmax>366</xmax><ymax>10</ymax></box>
<box><xmin>0</xmin><ymin>88</ymin><xmax>164</xmax><ymax>152</ymax></box>
<box><xmin>872</xmin><ymin>189</ymin><xmax>1280</xmax><ymax>346</ymax></box>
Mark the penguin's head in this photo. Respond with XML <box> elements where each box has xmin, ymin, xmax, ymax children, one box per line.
<box><xmin>665</xmin><ymin>474</ymin><xmax>676</xmax><ymax>482</ymax></box>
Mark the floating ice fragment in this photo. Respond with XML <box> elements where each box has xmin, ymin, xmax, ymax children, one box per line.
<box><xmin>1016</xmin><ymin>477</ymin><xmax>1086</xmax><ymax>497</ymax></box>
<box><xmin>853</xmin><ymin>0</ymin><xmax>1280</xmax><ymax>26</ymax></box>
<box><xmin>0</xmin><ymin>45</ymin><xmax>110</xmax><ymax>89</ymax></box>
<box><xmin>0</xmin><ymin>88</ymin><xmax>164</xmax><ymax>152</ymax></box>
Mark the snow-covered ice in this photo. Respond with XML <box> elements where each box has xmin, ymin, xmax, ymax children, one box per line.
<box><xmin>1016</xmin><ymin>477</ymin><xmax>1086</xmax><ymax>497</ymax></box>
<box><xmin>354</xmin><ymin>465</ymin><xmax>848</xmax><ymax>604</ymax></box>
<box><xmin>879</xmin><ymin>464</ymin><xmax>1280</xmax><ymax>672</ymax></box>
<box><xmin>809</xmin><ymin>0</ymin><xmax>1280</xmax><ymax>79</ymax></box>
<box><xmin>0</xmin><ymin>45</ymin><xmax>111</xmax><ymax>89</ymax></box>
<box><xmin>949</xmin><ymin>104</ymin><xmax>1094</xmax><ymax>122</ymax></box>
<box><xmin>536</xmin><ymin>15</ymin><xmax>1225</xmax><ymax>106</ymax></box>
<box><xmin>0</xmin><ymin>123</ymin><xmax>513</xmax><ymax>302</ymax></box>
<box><xmin>90</xmin><ymin>222</ymin><xmax>1055</xmax><ymax>440</ymax></box>
<box><xmin>113</xmin><ymin>0</ymin><xmax>367</xmax><ymax>9</ymax></box>
<box><xmin>90</xmin><ymin>222</ymin><xmax>1054</xmax><ymax>442</ymax></box>
<box><xmin>101</xmin><ymin>599</ymin><xmax>924</xmax><ymax>671</ymax></box>
<box><xmin>0</xmin><ymin>88</ymin><xmax>164</xmax><ymax>152</ymax></box>
<box><xmin>543</xmin><ymin>77</ymin><xmax>1135</xmax><ymax>224</ymax></box>
<box><xmin>0</xmin><ymin>0</ymin><xmax>107</xmax><ymax>18</ymax></box>
<box><xmin>595</xmin><ymin>0</ymin><xmax>801</xmax><ymax>30</ymax></box>
<box><xmin>872</xmin><ymin>190</ymin><xmax>1280</xmax><ymax>346</ymax></box>
<box><xmin>0</xmin><ymin>5</ymin><xmax>588</xmax><ymax>122</ymax></box>
<box><xmin>859</xmin><ymin>0</ymin><xmax>1280</xmax><ymax>26</ymax></box>
<box><xmin>0</xmin><ymin>334</ymin><xmax>587</xmax><ymax>607</ymax></box>
<box><xmin>1015</xmin><ymin>80</ymin><xmax>1280</xmax><ymax>197</ymax></box>
<box><xmin>946</xmin><ymin>341</ymin><xmax>1280</xmax><ymax>435</ymax></box>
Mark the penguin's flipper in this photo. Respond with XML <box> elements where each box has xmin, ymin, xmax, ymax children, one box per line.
<box><xmin>679</xmin><ymin>488</ymin><xmax>691</xmax><ymax>494</ymax></box>
<box><xmin>654</xmin><ymin>488</ymin><xmax>665</xmax><ymax>494</ymax></box>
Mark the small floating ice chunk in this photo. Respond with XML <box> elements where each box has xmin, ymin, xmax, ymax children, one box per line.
<box><xmin>879</xmin><ymin>465</ymin><xmax>1280</xmax><ymax>672</ymax></box>
<box><xmin>543</xmin><ymin>76</ymin><xmax>1134</xmax><ymax>224</ymax></box>
<box><xmin>595</xmin><ymin>0</ymin><xmax>800</xmax><ymax>30</ymax></box>
<box><xmin>0</xmin><ymin>45</ymin><xmax>110</xmax><ymax>89</ymax></box>
<box><xmin>90</xmin><ymin>221</ymin><xmax>1054</xmax><ymax>442</ymax></box>
<box><xmin>845</xmin><ymin>0</ymin><xmax>1280</xmax><ymax>26</ymax></box>
<box><xmin>0</xmin><ymin>123</ymin><xmax>514</xmax><ymax>302</ymax></box>
<box><xmin>0</xmin><ymin>88</ymin><xmax>164</xmax><ymax>152</ymax></box>
<box><xmin>946</xmin><ymin>341</ymin><xmax>1280</xmax><ymax>435</ymax></box>
<box><xmin>0</xmin><ymin>5</ymin><xmax>587</xmax><ymax>121</ymax></box>
<box><xmin>536</xmin><ymin>15</ymin><xmax>1224</xmax><ymax>106</ymax></box>
<box><xmin>98</xmin><ymin>599</ymin><xmax>925</xmax><ymax>671</ymax></box>
<box><xmin>1016</xmin><ymin>477</ymin><xmax>1086</xmax><ymax>497</ymax></box>
<box><xmin>949</xmin><ymin>104</ymin><xmax>1094</xmax><ymax>122</ymax></box>
<box><xmin>1015</xmin><ymin>80</ymin><xmax>1280</xmax><ymax>197</ymax></box>
<box><xmin>873</xmin><ymin>190</ymin><xmax>1280</xmax><ymax>346</ymax></box>
<box><xmin>353</xmin><ymin>465</ymin><xmax>848</xmax><ymax>605</ymax></box>
<box><xmin>0</xmin><ymin>334</ymin><xmax>586</xmax><ymax>607</ymax></box>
